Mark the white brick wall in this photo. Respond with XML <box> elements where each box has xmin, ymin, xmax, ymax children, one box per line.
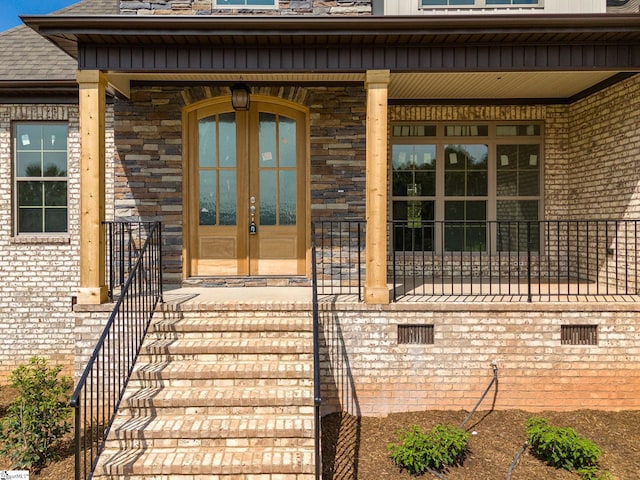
<box><xmin>0</xmin><ymin>104</ymin><xmax>115</xmax><ymax>380</ymax></box>
<box><xmin>320</xmin><ymin>302</ymin><xmax>640</xmax><ymax>416</ymax></box>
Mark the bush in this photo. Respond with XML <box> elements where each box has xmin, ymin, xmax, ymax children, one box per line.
<box><xmin>388</xmin><ymin>424</ymin><xmax>469</xmax><ymax>474</ymax></box>
<box><xmin>0</xmin><ymin>356</ymin><xmax>73</xmax><ymax>471</ymax></box>
<box><xmin>526</xmin><ymin>417</ymin><xmax>611</xmax><ymax>480</ymax></box>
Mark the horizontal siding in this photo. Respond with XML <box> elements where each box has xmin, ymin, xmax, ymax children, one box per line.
<box><xmin>384</xmin><ymin>0</ymin><xmax>605</xmax><ymax>15</ymax></box>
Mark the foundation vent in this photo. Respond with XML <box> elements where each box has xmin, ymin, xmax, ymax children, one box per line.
<box><xmin>398</xmin><ymin>325</ymin><xmax>435</xmax><ymax>345</ymax></box>
<box><xmin>561</xmin><ymin>325</ymin><xmax>598</xmax><ymax>345</ymax></box>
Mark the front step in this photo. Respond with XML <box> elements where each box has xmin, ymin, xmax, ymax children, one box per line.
<box><xmin>96</xmin><ymin>446</ymin><xmax>315</xmax><ymax>477</ymax></box>
<box><xmin>93</xmin><ymin>301</ymin><xmax>315</xmax><ymax>479</ymax></box>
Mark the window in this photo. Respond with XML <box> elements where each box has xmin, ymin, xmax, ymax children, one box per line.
<box><xmin>215</xmin><ymin>0</ymin><xmax>277</xmax><ymax>7</ymax></box>
<box><xmin>422</xmin><ymin>0</ymin><xmax>540</xmax><ymax>6</ymax></box>
<box><xmin>14</xmin><ymin>123</ymin><xmax>68</xmax><ymax>234</ymax></box>
<box><xmin>391</xmin><ymin>123</ymin><xmax>542</xmax><ymax>253</ymax></box>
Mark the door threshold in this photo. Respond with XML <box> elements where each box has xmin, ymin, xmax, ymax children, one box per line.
<box><xmin>183</xmin><ymin>276</ymin><xmax>311</xmax><ymax>288</ymax></box>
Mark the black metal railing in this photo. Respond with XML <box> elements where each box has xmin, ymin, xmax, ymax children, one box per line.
<box><xmin>392</xmin><ymin>219</ymin><xmax>639</xmax><ymax>301</ymax></box>
<box><xmin>105</xmin><ymin>221</ymin><xmax>158</xmax><ymax>300</ymax></box>
<box><xmin>70</xmin><ymin>221</ymin><xmax>163</xmax><ymax>480</ymax></box>
<box><xmin>311</xmin><ymin>231</ymin><xmax>322</xmax><ymax>480</ymax></box>
<box><xmin>313</xmin><ymin>220</ymin><xmax>365</xmax><ymax>300</ymax></box>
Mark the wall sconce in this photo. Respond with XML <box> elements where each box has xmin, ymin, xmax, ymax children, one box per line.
<box><xmin>231</xmin><ymin>84</ymin><xmax>250</xmax><ymax>111</ymax></box>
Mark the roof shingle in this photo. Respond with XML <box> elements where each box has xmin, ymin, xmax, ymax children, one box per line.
<box><xmin>0</xmin><ymin>0</ymin><xmax>119</xmax><ymax>82</ymax></box>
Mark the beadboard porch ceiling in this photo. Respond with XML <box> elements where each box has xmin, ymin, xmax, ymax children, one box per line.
<box><xmin>106</xmin><ymin>70</ymin><xmax>623</xmax><ymax>101</ymax></box>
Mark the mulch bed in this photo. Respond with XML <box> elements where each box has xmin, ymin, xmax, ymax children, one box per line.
<box><xmin>322</xmin><ymin>409</ymin><xmax>640</xmax><ymax>480</ymax></box>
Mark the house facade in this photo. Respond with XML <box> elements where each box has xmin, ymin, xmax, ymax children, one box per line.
<box><xmin>0</xmin><ymin>0</ymin><xmax>639</xmax><ymax>418</ymax></box>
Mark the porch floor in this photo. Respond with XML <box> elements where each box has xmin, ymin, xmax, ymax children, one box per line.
<box><xmin>163</xmin><ymin>284</ymin><xmax>640</xmax><ymax>304</ymax></box>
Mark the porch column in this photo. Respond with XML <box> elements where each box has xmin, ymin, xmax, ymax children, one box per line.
<box><xmin>364</xmin><ymin>70</ymin><xmax>391</xmax><ymax>305</ymax></box>
<box><xmin>77</xmin><ymin>70</ymin><xmax>108</xmax><ymax>304</ymax></box>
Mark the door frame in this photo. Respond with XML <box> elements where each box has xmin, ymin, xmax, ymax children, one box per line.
<box><xmin>182</xmin><ymin>94</ymin><xmax>311</xmax><ymax>279</ymax></box>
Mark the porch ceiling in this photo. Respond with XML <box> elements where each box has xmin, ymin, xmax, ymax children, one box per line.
<box><xmin>107</xmin><ymin>70</ymin><xmax>625</xmax><ymax>101</ymax></box>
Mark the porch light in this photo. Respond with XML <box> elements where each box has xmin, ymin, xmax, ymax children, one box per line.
<box><xmin>231</xmin><ymin>84</ymin><xmax>250</xmax><ymax>111</ymax></box>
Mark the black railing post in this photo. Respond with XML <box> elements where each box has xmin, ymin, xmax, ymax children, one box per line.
<box><xmin>311</xmin><ymin>225</ymin><xmax>322</xmax><ymax>480</ymax></box>
<box><xmin>392</xmin><ymin>222</ymin><xmax>397</xmax><ymax>302</ymax></box>
<box><xmin>527</xmin><ymin>221</ymin><xmax>532</xmax><ymax>302</ymax></box>
<box><xmin>357</xmin><ymin>222</ymin><xmax>363</xmax><ymax>302</ymax></box>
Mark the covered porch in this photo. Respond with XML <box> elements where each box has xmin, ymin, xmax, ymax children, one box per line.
<box><xmin>24</xmin><ymin>14</ymin><xmax>640</xmax><ymax>306</ymax></box>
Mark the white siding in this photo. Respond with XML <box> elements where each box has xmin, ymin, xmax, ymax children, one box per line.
<box><xmin>384</xmin><ymin>0</ymin><xmax>605</xmax><ymax>15</ymax></box>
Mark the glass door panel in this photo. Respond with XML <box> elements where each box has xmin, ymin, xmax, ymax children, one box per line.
<box><xmin>198</xmin><ymin>113</ymin><xmax>237</xmax><ymax>227</ymax></box>
<box><xmin>257</xmin><ymin>112</ymin><xmax>297</xmax><ymax>227</ymax></box>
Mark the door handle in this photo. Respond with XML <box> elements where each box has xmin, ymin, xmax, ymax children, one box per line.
<box><xmin>249</xmin><ymin>200</ymin><xmax>257</xmax><ymax>235</ymax></box>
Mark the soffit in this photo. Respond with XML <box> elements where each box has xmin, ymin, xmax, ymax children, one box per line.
<box><xmin>390</xmin><ymin>71</ymin><xmax>620</xmax><ymax>99</ymax></box>
<box><xmin>108</xmin><ymin>70</ymin><xmax>625</xmax><ymax>100</ymax></box>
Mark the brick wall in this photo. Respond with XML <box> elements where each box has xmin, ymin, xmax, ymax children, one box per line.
<box><xmin>568</xmin><ymin>75</ymin><xmax>640</xmax><ymax>219</ymax></box>
<box><xmin>320</xmin><ymin>302</ymin><xmax>640</xmax><ymax>416</ymax></box>
<box><xmin>120</xmin><ymin>0</ymin><xmax>372</xmax><ymax>16</ymax></box>
<box><xmin>0</xmin><ymin>104</ymin><xmax>115</xmax><ymax>381</ymax></box>
<box><xmin>0</xmin><ymin>105</ymin><xmax>78</xmax><ymax>380</ymax></box>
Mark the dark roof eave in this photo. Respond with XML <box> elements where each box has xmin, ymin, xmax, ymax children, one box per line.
<box><xmin>0</xmin><ymin>81</ymin><xmax>79</xmax><ymax>104</ymax></box>
<box><xmin>22</xmin><ymin>13</ymin><xmax>640</xmax><ymax>60</ymax></box>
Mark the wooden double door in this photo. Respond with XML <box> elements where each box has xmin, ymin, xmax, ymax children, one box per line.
<box><xmin>186</xmin><ymin>96</ymin><xmax>308</xmax><ymax>277</ymax></box>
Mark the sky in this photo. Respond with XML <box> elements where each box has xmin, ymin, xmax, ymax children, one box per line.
<box><xmin>0</xmin><ymin>0</ymin><xmax>78</xmax><ymax>32</ymax></box>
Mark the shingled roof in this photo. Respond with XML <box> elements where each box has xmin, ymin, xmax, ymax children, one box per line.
<box><xmin>0</xmin><ymin>0</ymin><xmax>118</xmax><ymax>83</ymax></box>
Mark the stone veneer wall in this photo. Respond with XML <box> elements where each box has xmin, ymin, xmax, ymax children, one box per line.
<box><xmin>120</xmin><ymin>0</ymin><xmax>372</xmax><ymax>16</ymax></box>
<box><xmin>320</xmin><ymin>302</ymin><xmax>640</xmax><ymax>416</ymax></box>
<box><xmin>0</xmin><ymin>104</ymin><xmax>115</xmax><ymax>381</ymax></box>
<box><xmin>113</xmin><ymin>85</ymin><xmax>367</xmax><ymax>283</ymax></box>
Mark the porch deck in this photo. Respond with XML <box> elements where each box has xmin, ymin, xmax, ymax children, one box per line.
<box><xmin>162</xmin><ymin>284</ymin><xmax>640</xmax><ymax>305</ymax></box>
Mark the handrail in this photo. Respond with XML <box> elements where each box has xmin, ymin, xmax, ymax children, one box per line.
<box><xmin>70</xmin><ymin>221</ymin><xmax>163</xmax><ymax>480</ymax></box>
<box><xmin>311</xmin><ymin>223</ymin><xmax>322</xmax><ymax>479</ymax></box>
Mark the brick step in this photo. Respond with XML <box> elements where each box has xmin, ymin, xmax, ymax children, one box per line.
<box><xmin>104</xmin><ymin>434</ymin><xmax>314</xmax><ymax>451</ymax></box>
<box><xmin>117</xmin><ymin>404</ymin><xmax>315</xmax><ymax>417</ymax></box>
<box><xmin>126</xmin><ymin>377</ymin><xmax>313</xmax><ymax>390</ymax></box>
<box><xmin>136</xmin><ymin>352</ymin><xmax>313</xmax><ymax>364</ymax></box>
<box><xmin>140</xmin><ymin>338</ymin><xmax>313</xmax><ymax>355</ymax></box>
<box><xmin>131</xmin><ymin>360</ymin><xmax>313</xmax><ymax>381</ymax></box>
<box><xmin>147</xmin><ymin>330</ymin><xmax>312</xmax><ymax>341</ymax></box>
<box><xmin>150</xmin><ymin>315</ymin><xmax>312</xmax><ymax>334</ymax></box>
<box><xmin>107</xmin><ymin>414</ymin><xmax>314</xmax><ymax>445</ymax></box>
<box><xmin>93</xmin><ymin>446</ymin><xmax>315</xmax><ymax>477</ymax></box>
<box><xmin>121</xmin><ymin>386</ymin><xmax>314</xmax><ymax>411</ymax></box>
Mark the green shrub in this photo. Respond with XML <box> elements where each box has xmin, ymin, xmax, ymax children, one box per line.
<box><xmin>526</xmin><ymin>417</ymin><xmax>611</xmax><ymax>480</ymax></box>
<box><xmin>0</xmin><ymin>356</ymin><xmax>73</xmax><ymax>471</ymax></box>
<box><xmin>388</xmin><ymin>424</ymin><xmax>469</xmax><ymax>474</ymax></box>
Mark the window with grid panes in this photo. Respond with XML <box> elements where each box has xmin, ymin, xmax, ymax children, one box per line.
<box><xmin>391</xmin><ymin>123</ymin><xmax>542</xmax><ymax>253</ymax></box>
<box><xmin>14</xmin><ymin>123</ymin><xmax>68</xmax><ymax>234</ymax></box>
